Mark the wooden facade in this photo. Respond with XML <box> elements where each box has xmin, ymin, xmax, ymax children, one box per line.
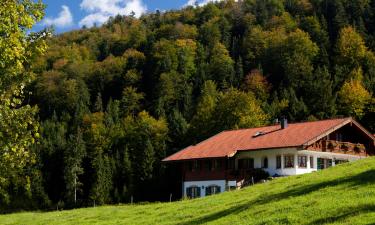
<box><xmin>305</xmin><ymin>140</ymin><xmax>368</xmax><ymax>156</ymax></box>
<box><xmin>182</xmin><ymin>159</ymin><xmax>232</xmax><ymax>181</ymax></box>
<box><xmin>305</xmin><ymin>123</ymin><xmax>374</xmax><ymax>156</ymax></box>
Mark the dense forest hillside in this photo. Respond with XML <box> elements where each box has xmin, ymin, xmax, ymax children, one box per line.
<box><xmin>2</xmin><ymin>0</ymin><xmax>375</xmax><ymax>211</ymax></box>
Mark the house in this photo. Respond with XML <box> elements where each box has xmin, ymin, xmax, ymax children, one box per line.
<box><xmin>163</xmin><ymin>117</ymin><xmax>375</xmax><ymax>198</ymax></box>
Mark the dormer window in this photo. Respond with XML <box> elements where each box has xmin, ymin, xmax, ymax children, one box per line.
<box><xmin>253</xmin><ymin>131</ymin><xmax>264</xmax><ymax>137</ymax></box>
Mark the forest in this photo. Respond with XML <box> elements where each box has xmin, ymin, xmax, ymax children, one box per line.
<box><xmin>1</xmin><ymin>0</ymin><xmax>374</xmax><ymax>212</ymax></box>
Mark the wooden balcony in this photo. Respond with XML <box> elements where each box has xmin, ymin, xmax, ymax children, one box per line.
<box><xmin>321</xmin><ymin>140</ymin><xmax>366</xmax><ymax>154</ymax></box>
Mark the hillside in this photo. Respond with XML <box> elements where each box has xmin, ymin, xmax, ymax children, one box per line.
<box><xmin>2</xmin><ymin>157</ymin><xmax>375</xmax><ymax>225</ymax></box>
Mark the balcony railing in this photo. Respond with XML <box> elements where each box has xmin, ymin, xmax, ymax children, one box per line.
<box><xmin>322</xmin><ymin>140</ymin><xmax>366</xmax><ymax>154</ymax></box>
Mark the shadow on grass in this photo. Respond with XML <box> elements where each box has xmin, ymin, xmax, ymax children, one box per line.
<box><xmin>178</xmin><ymin>169</ymin><xmax>375</xmax><ymax>225</ymax></box>
<box><xmin>308</xmin><ymin>204</ymin><xmax>375</xmax><ymax>225</ymax></box>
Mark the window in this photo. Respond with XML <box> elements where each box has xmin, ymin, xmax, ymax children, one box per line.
<box><xmin>317</xmin><ymin>158</ymin><xmax>333</xmax><ymax>170</ymax></box>
<box><xmin>317</xmin><ymin>158</ymin><xmax>324</xmax><ymax>170</ymax></box>
<box><xmin>186</xmin><ymin>186</ymin><xmax>201</xmax><ymax>198</ymax></box>
<box><xmin>238</xmin><ymin>158</ymin><xmax>254</xmax><ymax>169</ymax></box>
<box><xmin>284</xmin><ymin>155</ymin><xmax>294</xmax><ymax>168</ymax></box>
<box><xmin>276</xmin><ymin>155</ymin><xmax>281</xmax><ymax>169</ymax></box>
<box><xmin>298</xmin><ymin>155</ymin><xmax>307</xmax><ymax>168</ymax></box>
<box><xmin>205</xmin><ymin>185</ymin><xmax>221</xmax><ymax>196</ymax></box>
<box><xmin>262</xmin><ymin>157</ymin><xmax>268</xmax><ymax>168</ymax></box>
<box><xmin>310</xmin><ymin>156</ymin><xmax>314</xmax><ymax>169</ymax></box>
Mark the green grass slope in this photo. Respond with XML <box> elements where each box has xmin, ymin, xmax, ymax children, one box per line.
<box><xmin>2</xmin><ymin>157</ymin><xmax>375</xmax><ymax>225</ymax></box>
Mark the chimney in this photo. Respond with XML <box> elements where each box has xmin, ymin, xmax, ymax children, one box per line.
<box><xmin>281</xmin><ymin>118</ymin><xmax>288</xmax><ymax>129</ymax></box>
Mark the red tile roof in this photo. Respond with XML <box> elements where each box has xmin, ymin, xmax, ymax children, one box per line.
<box><xmin>163</xmin><ymin>118</ymin><xmax>355</xmax><ymax>162</ymax></box>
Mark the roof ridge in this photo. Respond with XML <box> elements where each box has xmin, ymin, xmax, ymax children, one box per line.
<box><xmin>221</xmin><ymin>117</ymin><xmax>351</xmax><ymax>133</ymax></box>
<box><xmin>162</xmin><ymin>131</ymin><xmax>227</xmax><ymax>161</ymax></box>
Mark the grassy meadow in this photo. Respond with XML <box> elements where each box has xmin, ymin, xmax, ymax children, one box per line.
<box><xmin>2</xmin><ymin>157</ymin><xmax>375</xmax><ymax>225</ymax></box>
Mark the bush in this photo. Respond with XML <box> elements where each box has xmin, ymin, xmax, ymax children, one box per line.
<box><xmin>244</xmin><ymin>169</ymin><xmax>270</xmax><ymax>183</ymax></box>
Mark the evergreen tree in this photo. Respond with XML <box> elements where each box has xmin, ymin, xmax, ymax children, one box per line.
<box><xmin>64</xmin><ymin>128</ymin><xmax>86</xmax><ymax>205</ymax></box>
<box><xmin>167</xmin><ymin>108</ymin><xmax>189</xmax><ymax>149</ymax></box>
<box><xmin>38</xmin><ymin>114</ymin><xmax>68</xmax><ymax>204</ymax></box>
<box><xmin>281</xmin><ymin>88</ymin><xmax>309</xmax><ymax>121</ymax></box>
<box><xmin>234</xmin><ymin>56</ymin><xmax>244</xmax><ymax>87</ymax></box>
<box><xmin>189</xmin><ymin>80</ymin><xmax>219</xmax><ymax>142</ymax></box>
<box><xmin>120</xmin><ymin>87</ymin><xmax>144</xmax><ymax>116</ymax></box>
<box><xmin>304</xmin><ymin>66</ymin><xmax>337</xmax><ymax>119</ymax></box>
<box><xmin>89</xmin><ymin>153</ymin><xmax>113</xmax><ymax>205</ymax></box>
<box><xmin>122</xmin><ymin>146</ymin><xmax>133</xmax><ymax>200</ymax></box>
<box><xmin>94</xmin><ymin>93</ymin><xmax>103</xmax><ymax>112</ymax></box>
<box><xmin>139</xmin><ymin>139</ymin><xmax>155</xmax><ymax>181</ymax></box>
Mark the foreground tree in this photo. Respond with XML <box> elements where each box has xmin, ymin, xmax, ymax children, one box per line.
<box><xmin>0</xmin><ymin>0</ymin><xmax>47</xmax><ymax>203</ymax></box>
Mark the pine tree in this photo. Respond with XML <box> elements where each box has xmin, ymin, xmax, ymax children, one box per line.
<box><xmin>94</xmin><ymin>93</ymin><xmax>103</xmax><ymax>112</ymax></box>
<box><xmin>38</xmin><ymin>114</ymin><xmax>68</xmax><ymax>204</ymax></box>
<box><xmin>304</xmin><ymin>66</ymin><xmax>337</xmax><ymax>119</ymax></box>
<box><xmin>105</xmin><ymin>99</ymin><xmax>120</xmax><ymax>126</ymax></box>
<box><xmin>64</xmin><ymin>128</ymin><xmax>86</xmax><ymax>205</ymax></box>
<box><xmin>234</xmin><ymin>56</ymin><xmax>244</xmax><ymax>87</ymax></box>
<box><xmin>167</xmin><ymin>108</ymin><xmax>189</xmax><ymax>149</ymax></box>
<box><xmin>281</xmin><ymin>88</ymin><xmax>309</xmax><ymax>121</ymax></box>
<box><xmin>120</xmin><ymin>87</ymin><xmax>144</xmax><ymax>116</ymax></box>
<box><xmin>189</xmin><ymin>80</ymin><xmax>219</xmax><ymax>142</ymax></box>
<box><xmin>122</xmin><ymin>146</ymin><xmax>133</xmax><ymax>200</ymax></box>
<box><xmin>89</xmin><ymin>153</ymin><xmax>113</xmax><ymax>205</ymax></box>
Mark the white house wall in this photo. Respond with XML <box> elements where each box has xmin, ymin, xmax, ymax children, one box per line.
<box><xmin>235</xmin><ymin>148</ymin><xmax>364</xmax><ymax>176</ymax></box>
<box><xmin>183</xmin><ymin>180</ymin><xmax>228</xmax><ymax>197</ymax></box>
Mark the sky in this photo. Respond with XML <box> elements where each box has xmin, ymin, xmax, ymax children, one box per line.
<box><xmin>35</xmin><ymin>0</ymin><xmax>218</xmax><ymax>33</ymax></box>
